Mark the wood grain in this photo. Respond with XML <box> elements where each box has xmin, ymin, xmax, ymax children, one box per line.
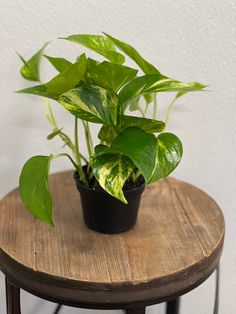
<box><xmin>0</xmin><ymin>171</ymin><xmax>225</xmax><ymax>307</ymax></box>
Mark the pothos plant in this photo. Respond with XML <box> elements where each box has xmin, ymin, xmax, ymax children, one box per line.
<box><xmin>17</xmin><ymin>33</ymin><xmax>206</xmax><ymax>226</ymax></box>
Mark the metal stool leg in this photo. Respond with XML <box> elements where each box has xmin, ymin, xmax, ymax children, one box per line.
<box><xmin>166</xmin><ymin>297</ymin><xmax>180</xmax><ymax>314</ymax></box>
<box><xmin>126</xmin><ymin>306</ymin><xmax>146</xmax><ymax>314</ymax></box>
<box><xmin>214</xmin><ymin>265</ymin><xmax>220</xmax><ymax>314</ymax></box>
<box><xmin>53</xmin><ymin>304</ymin><xmax>63</xmax><ymax>314</ymax></box>
<box><xmin>5</xmin><ymin>278</ymin><xmax>21</xmax><ymax>314</ymax></box>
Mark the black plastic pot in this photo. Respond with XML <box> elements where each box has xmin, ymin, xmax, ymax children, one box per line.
<box><xmin>74</xmin><ymin>172</ymin><xmax>145</xmax><ymax>234</ymax></box>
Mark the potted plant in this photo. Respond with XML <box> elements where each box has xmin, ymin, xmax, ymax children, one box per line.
<box><xmin>17</xmin><ymin>33</ymin><xmax>206</xmax><ymax>234</ymax></box>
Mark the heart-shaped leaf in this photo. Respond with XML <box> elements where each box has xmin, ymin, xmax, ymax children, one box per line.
<box><xmin>111</xmin><ymin>127</ymin><xmax>157</xmax><ymax>182</ymax></box>
<box><xmin>119</xmin><ymin>74</ymin><xmax>206</xmax><ymax>106</ymax></box>
<box><xmin>17</xmin><ymin>54</ymin><xmax>87</xmax><ymax>99</ymax></box>
<box><xmin>87</xmin><ymin>61</ymin><xmax>138</xmax><ymax>92</ymax></box>
<box><xmin>58</xmin><ymin>85</ymin><xmax>119</xmax><ymax>125</ymax></box>
<box><xmin>62</xmin><ymin>34</ymin><xmax>125</xmax><ymax>64</ymax></box>
<box><xmin>19</xmin><ymin>155</ymin><xmax>53</xmax><ymax>226</ymax></box>
<box><xmin>148</xmin><ymin>133</ymin><xmax>183</xmax><ymax>183</ymax></box>
<box><xmin>18</xmin><ymin>43</ymin><xmax>48</xmax><ymax>82</ymax></box>
<box><xmin>98</xmin><ymin>116</ymin><xmax>165</xmax><ymax>143</ymax></box>
<box><xmin>44</xmin><ymin>55</ymin><xmax>72</xmax><ymax>72</ymax></box>
<box><xmin>104</xmin><ymin>33</ymin><xmax>160</xmax><ymax>74</ymax></box>
<box><xmin>90</xmin><ymin>150</ymin><xmax>134</xmax><ymax>203</ymax></box>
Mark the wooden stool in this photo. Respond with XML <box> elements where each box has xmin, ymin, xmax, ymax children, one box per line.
<box><xmin>0</xmin><ymin>171</ymin><xmax>225</xmax><ymax>314</ymax></box>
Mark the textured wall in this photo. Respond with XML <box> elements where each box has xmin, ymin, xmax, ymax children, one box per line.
<box><xmin>0</xmin><ymin>0</ymin><xmax>235</xmax><ymax>313</ymax></box>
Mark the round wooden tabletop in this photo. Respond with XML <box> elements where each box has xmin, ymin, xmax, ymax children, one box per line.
<box><xmin>0</xmin><ymin>171</ymin><xmax>224</xmax><ymax>309</ymax></box>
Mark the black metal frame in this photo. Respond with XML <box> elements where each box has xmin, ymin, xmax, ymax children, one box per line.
<box><xmin>5</xmin><ymin>278</ymin><xmax>180</xmax><ymax>314</ymax></box>
<box><xmin>4</xmin><ymin>266</ymin><xmax>220</xmax><ymax>314</ymax></box>
<box><xmin>5</xmin><ymin>278</ymin><xmax>21</xmax><ymax>314</ymax></box>
<box><xmin>53</xmin><ymin>304</ymin><xmax>62</xmax><ymax>314</ymax></box>
<box><xmin>166</xmin><ymin>298</ymin><xmax>180</xmax><ymax>314</ymax></box>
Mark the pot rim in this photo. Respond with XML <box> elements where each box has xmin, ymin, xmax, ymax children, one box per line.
<box><xmin>73</xmin><ymin>171</ymin><xmax>145</xmax><ymax>195</ymax></box>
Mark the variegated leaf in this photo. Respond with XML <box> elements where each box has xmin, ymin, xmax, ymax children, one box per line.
<box><xmin>58</xmin><ymin>85</ymin><xmax>119</xmax><ymax>125</ymax></box>
<box><xmin>90</xmin><ymin>151</ymin><xmax>134</xmax><ymax>203</ymax></box>
<box><xmin>119</xmin><ymin>74</ymin><xmax>206</xmax><ymax>106</ymax></box>
<box><xmin>148</xmin><ymin>133</ymin><xmax>183</xmax><ymax>183</ymax></box>
<box><xmin>98</xmin><ymin>115</ymin><xmax>165</xmax><ymax>143</ymax></box>
<box><xmin>17</xmin><ymin>54</ymin><xmax>87</xmax><ymax>99</ymax></box>
<box><xmin>93</xmin><ymin>127</ymin><xmax>158</xmax><ymax>197</ymax></box>
<box><xmin>62</xmin><ymin>34</ymin><xmax>125</xmax><ymax>64</ymax></box>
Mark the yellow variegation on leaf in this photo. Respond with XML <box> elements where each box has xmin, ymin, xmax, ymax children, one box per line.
<box><xmin>90</xmin><ymin>148</ymin><xmax>135</xmax><ymax>203</ymax></box>
<box><xmin>58</xmin><ymin>85</ymin><xmax>120</xmax><ymax>125</ymax></box>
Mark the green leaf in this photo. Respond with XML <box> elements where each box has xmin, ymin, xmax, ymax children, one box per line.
<box><xmin>87</xmin><ymin>57</ymin><xmax>99</xmax><ymax>68</ymax></box>
<box><xmin>144</xmin><ymin>93</ymin><xmax>154</xmax><ymax>104</ymax></box>
<box><xmin>44</xmin><ymin>55</ymin><xmax>72</xmax><ymax>72</ymax></box>
<box><xmin>17</xmin><ymin>54</ymin><xmax>87</xmax><ymax>99</ymax></box>
<box><xmin>90</xmin><ymin>151</ymin><xmax>134</xmax><ymax>203</ymax></box>
<box><xmin>128</xmin><ymin>96</ymin><xmax>140</xmax><ymax>111</ymax></box>
<box><xmin>111</xmin><ymin>127</ymin><xmax>157</xmax><ymax>182</ymax></box>
<box><xmin>103</xmin><ymin>33</ymin><xmax>160</xmax><ymax>74</ymax></box>
<box><xmin>148</xmin><ymin>133</ymin><xmax>183</xmax><ymax>183</ymax></box>
<box><xmin>122</xmin><ymin>115</ymin><xmax>165</xmax><ymax>132</ymax></box>
<box><xmin>18</xmin><ymin>43</ymin><xmax>48</xmax><ymax>82</ymax></box>
<box><xmin>119</xmin><ymin>74</ymin><xmax>206</xmax><ymax>106</ymax></box>
<box><xmin>19</xmin><ymin>155</ymin><xmax>53</xmax><ymax>226</ymax></box>
<box><xmin>175</xmin><ymin>84</ymin><xmax>208</xmax><ymax>99</ymax></box>
<box><xmin>87</xmin><ymin>61</ymin><xmax>138</xmax><ymax>92</ymax></box>
<box><xmin>86</xmin><ymin>57</ymin><xmax>100</xmax><ymax>74</ymax></box>
<box><xmin>47</xmin><ymin>128</ymin><xmax>74</xmax><ymax>152</ymax></box>
<box><xmin>47</xmin><ymin>128</ymin><xmax>63</xmax><ymax>140</ymax></box>
<box><xmin>62</xmin><ymin>34</ymin><xmax>125</xmax><ymax>64</ymax></box>
<box><xmin>98</xmin><ymin>125</ymin><xmax>118</xmax><ymax>143</ymax></box>
<box><xmin>94</xmin><ymin>144</ymin><xmax>111</xmax><ymax>154</ymax></box>
<box><xmin>58</xmin><ymin>85</ymin><xmax>119</xmax><ymax>124</ymax></box>
<box><xmin>128</xmin><ymin>94</ymin><xmax>154</xmax><ymax>113</ymax></box>
<box><xmin>98</xmin><ymin>116</ymin><xmax>165</xmax><ymax>143</ymax></box>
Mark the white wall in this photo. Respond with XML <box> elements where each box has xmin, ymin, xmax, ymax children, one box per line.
<box><xmin>0</xmin><ymin>0</ymin><xmax>235</xmax><ymax>313</ymax></box>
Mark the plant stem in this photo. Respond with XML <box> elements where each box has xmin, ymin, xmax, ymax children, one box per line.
<box><xmin>44</xmin><ymin>98</ymin><xmax>80</xmax><ymax>160</ymax></box>
<box><xmin>74</xmin><ymin>117</ymin><xmax>80</xmax><ymax>164</ymax></box>
<box><xmin>78</xmin><ymin>153</ymin><xmax>89</xmax><ymax>164</ymax></box>
<box><xmin>165</xmin><ymin>95</ymin><xmax>178</xmax><ymax>126</ymax></box>
<box><xmin>52</xmin><ymin>153</ymin><xmax>87</xmax><ymax>185</ymax></box>
<box><xmin>43</xmin><ymin>99</ymin><xmax>87</xmax><ymax>184</ymax></box>
<box><xmin>153</xmin><ymin>94</ymin><xmax>157</xmax><ymax>119</ymax></box>
<box><xmin>138</xmin><ymin>105</ymin><xmax>145</xmax><ymax>118</ymax></box>
<box><xmin>131</xmin><ymin>172</ymin><xmax>136</xmax><ymax>183</ymax></box>
<box><xmin>87</xmin><ymin>122</ymin><xmax>94</xmax><ymax>154</ymax></box>
<box><xmin>44</xmin><ymin>98</ymin><xmax>58</xmax><ymax>128</ymax></box>
<box><xmin>82</xmin><ymin>121</ymin><xmax>95</xmax><ymax>178</ymax></box>
<box><xmin>144</xmin><ymin>102</ymin><xmax>149</xmax><ymax>116</ymax></box>
<box><xmin>74</xmin><ymin>118</ymin><xmax>88</xmax><ymax>185</ymax></box>
<box><xmin>82</xmin><ymin>121</ymin><xmax>93</xmax><ymax>156</ymax></box>
<box><xmin>88</xmin><ymin>170</ymin><xmax>95</xmax><ymax>181</ymax></box>
<box><xmin>134</xmin><ymin>170</ymin><xmax>141</xmax><ymax>181</ymax></box>
<box><xmin>52</xmin><ymin>153</ymin><xmax>78</xmax><ymax>169</ymax></box>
